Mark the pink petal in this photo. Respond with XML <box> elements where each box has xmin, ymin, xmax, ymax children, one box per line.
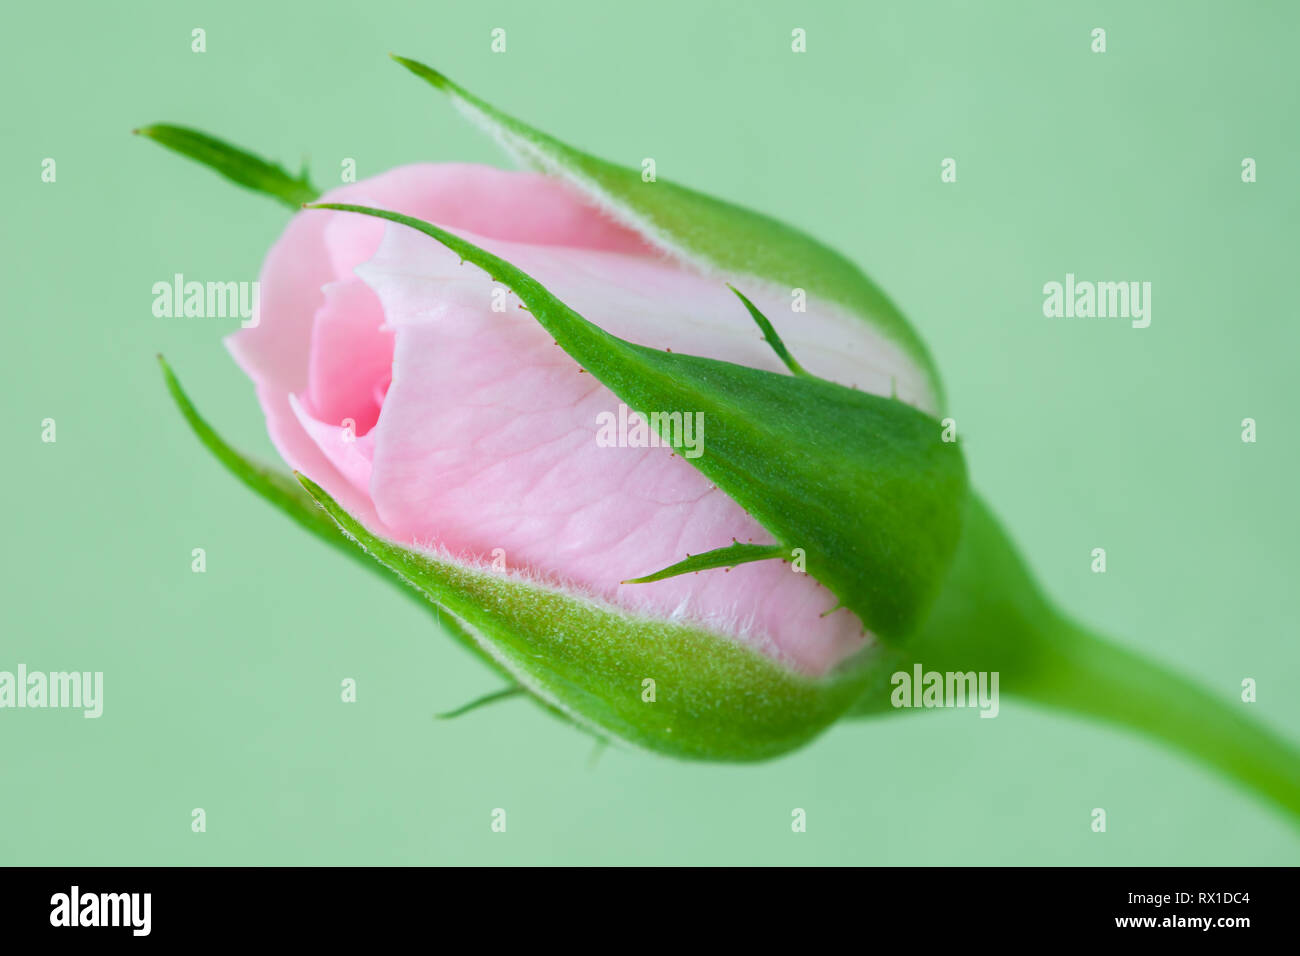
<box><xmin>228</xmin><ymin>164</ymin><xmax>656</xmax><ymax>530</ymax></box>
<box><xmin>306</xmin><ymin>278</ymin><xmax>393</xmax><ymax>436</ymax></box>
<box><xmin>355</xmin><ymin>222</ymin><xmax>932</xmax><ymax>674</ymax></box>
<box><xmin>288</xmin><ymin>393</ymin><xmax>376</xmax><ymax>498</ymax></box>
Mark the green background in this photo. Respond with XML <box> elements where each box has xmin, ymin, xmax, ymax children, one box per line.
<box><xmin>4</xmin><ymin>0</ymin><xmax>1297</xmax><ymax>865</ymax></box>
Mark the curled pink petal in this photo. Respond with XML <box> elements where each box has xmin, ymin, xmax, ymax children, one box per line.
<box><xmin>233</xmin><ymin>164</ymin><xmax>932</xmax><ymax>676</ymax></box>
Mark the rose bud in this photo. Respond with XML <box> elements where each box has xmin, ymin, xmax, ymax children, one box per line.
<box><xmin>146</xmin><ymin>57</ymin><xmax>1300</xmax><ymax>818</ymax></box>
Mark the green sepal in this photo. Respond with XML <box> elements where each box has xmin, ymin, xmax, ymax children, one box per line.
<box><xmin>309</xmin><ymin>202</ymin><xmax>968</xmax><ymax>642</ymax></box>
<box><xmin>296</xmin><ymin>473</ymin><xmax>886</xmax><ymax>760</ymax></box>
<box><xmin>158</xmin><ymin>356</ymin><xmax>493</xmax><ymax>664</ymax></box>
<box><xmin>436</xmin><ymin>686</ymin><xmax>524</xmax><ymax>720</ymax></box>
<box><xmin>159</xmin><ymin>356</ymin><xmax>620</xmax><ymax>736</ymax></box>
<box><xmin>158</xmin><ymin>355</ymin><xmax>888</xmax><ymax>760</ymax></box>
<box><xmin>134</xmin><ymin>124</ymin><xmax>318</xmax><ymax>209</ymax></box>
<box><xmin>728</xmin><ymin>285</ymin><xmax>812</xmax><ymax>378</ymax></box>
<box><xmin>623</xmin><ymin>542</ymin><xmax>787</xmax><ymax>584</ymax></box>
<box><xmin>391</xmin><ymin>55</ymin><xmax>944</xmax><ymax>408</ymax></box>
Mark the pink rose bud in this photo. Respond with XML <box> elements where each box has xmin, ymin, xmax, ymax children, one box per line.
<box><xmin>147</xmin><ymin>59</ymin><xmax>968</xmax><ymax>761</ymax></box>
<box><xmin>146</xmin><ymin>57</ymin><xmax>1300</xmax><ymax>817</ymax></box>
<box><xmin>229</xmin><ymin>163</ymin><xmax>937</xmax><ymax>678</ymax></box>
<box><xmin>147</xmin><ymin>57</ymin><xmax>1300</xmax><ymax>822</ymax></box>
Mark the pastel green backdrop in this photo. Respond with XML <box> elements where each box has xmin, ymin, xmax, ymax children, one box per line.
<box><xmin>3</xmin><ymin>0</ymin><xmax>1297</xmax><ymax>864</ymax></box>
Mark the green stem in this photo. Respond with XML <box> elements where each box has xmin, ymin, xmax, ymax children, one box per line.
<box><xmin>1018</xmin><ymin>619</ymin><xmax>1300</xmax><ymax>821</ymax></box>
<box><xmin>879</xmin><ymin>492</ymin><xmax>1300</xmax><ymax>824</ymax></box>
